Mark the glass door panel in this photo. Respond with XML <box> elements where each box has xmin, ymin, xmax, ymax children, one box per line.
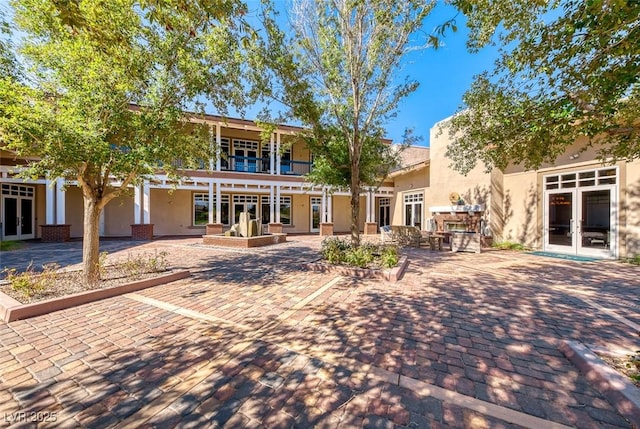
<box><xmin>546</xmin><ymin>191</ymin><xmax>575</xmax><ymax>250</ymax></box>
<box><xmin>20</xmin><ymin>198</ymin><xmax>34</xmax><ymax>237</ymax></box>
<box><xmin>311</xmin><ymin>204</ymin><xmax>320</xmax><ymax>232</ymax></box>
<box><xmin>578</xmin><ymin>189</ymin><xmax>613</xmax><ymax>256</ymax></box>
<box><xmin>3</xmin><ymin>197</ymin><xmax>18</xmax><ymax>238</ymax></box>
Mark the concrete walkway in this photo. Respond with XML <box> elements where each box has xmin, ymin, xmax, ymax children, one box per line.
<box><xmin>0</xmin><ymin>236</ymin><xmax>638</xmax><ymax>428</ymax></box>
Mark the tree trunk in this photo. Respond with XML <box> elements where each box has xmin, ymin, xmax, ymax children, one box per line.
<box><xmin>350</xmin><ymin>161</ymin><xmax>361</xmax><ymax>247</ymax></box>
<box><xmin>82</xmin><ymin>195</ymin><xmax>102</xmax><ymax>286</ymax></box>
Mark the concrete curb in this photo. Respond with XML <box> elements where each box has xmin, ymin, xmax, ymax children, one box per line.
<box><xmin>303</xmin><ymin>256</ymin><xmax>409</xmax><ymax>282</ymax></box>
<box><xmin>0</xmin><ymin>270</ymin><xmax>191</xmax><ymax>323</ymax></box>
<box><xmin>560</xmin><ymin>340</ymin><xmax>640</xmax><ymax>427</ymax></box>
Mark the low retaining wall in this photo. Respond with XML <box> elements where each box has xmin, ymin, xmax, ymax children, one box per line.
<box><xmin>0</xmin><ymin>270</ymin><xmax>190</xmax><ymax>322</ymax></box>
<box><xmin>303</xmin><ymin>256</ymin><xmax>409</xmax><ymax>282</ymax></box>
<box><xmin>202</xmin><ymin>233</ymin><xmax>287</xmax><ymax>248</ymax></box>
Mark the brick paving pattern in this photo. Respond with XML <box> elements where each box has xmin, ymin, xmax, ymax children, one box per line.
<box><xmin>0</xmin><ymin>235</ymin><xmax>638</xmax><ymax>427</ymax></box>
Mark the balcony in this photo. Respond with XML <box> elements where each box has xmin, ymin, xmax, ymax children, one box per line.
<box><xmin>221</xmin><ymin>156</ymin><xmax>313</xmax><ymax>176</ymax></box>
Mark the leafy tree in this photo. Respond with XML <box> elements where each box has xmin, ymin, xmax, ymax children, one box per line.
<box><xmin>0</xmin><ymin>0</ymin><xmax>254</xmax><ymax>285</ymax></box>
<box><xmin>253</xmin><ymin>0</ymin><xmax>430</xmax><ymax>246</ymax></box>
<box><xmin>444</xmin><ymin>0</ymin><xmax>640</xmax><ymax>174</ymax></box>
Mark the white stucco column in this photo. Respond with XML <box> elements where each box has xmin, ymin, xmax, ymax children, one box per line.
<box><xmin>45</xmin><ymin>180</ymin><xmax>55</xmax><ymax>224</ymax></box>
<box><xmin>215</xmin><ymin>123</ymin><xmax>222</xmax><ymax>172</ymax></box>
<box><xmin>215</xmin><ymin>181</ymin><xmax>221</xmax><ymax>224</ymax></box>
<box><xmin>270</xmin><ymin>134</ymin><xmax>275</xmax><ymax>175</ymax></box>
<box><xmin>370</xmin><ymin>191</ymin><xmax>376</xmax><ymax>223</ymax></box>
<box><xmin>275</xmin><ymin>132</ymin><xmax>281</xmax><ymax>175</ymax></box>
<box><xmin>55</xmin><ymin>178</ymin><xmax>66</xmax><ymax>224</ymax></box>
<box><xmin>327</xmin><ymin>191</ymin><xmax>333</xmax><ymax>223</ymax></box>
<box><xmin>365</xmin><ymin>192</ymin><xmax>372</xmax><ymax>223</ymax></box>
<box><xmin>208</xmin><ymin>181</ymin><xmax>214</xmax><ymax>224</ymax></box>
<box><xmin>142</xmin><ymin>181</ymin><xmax>151</xmax><ymax>224</ymax></box>
<box><xmin>270</xmin><ymin>185</ymin><xmax>275</xmax><ymax>222</ymax></box>
<box><xmin>134</xmin><ymin>184</ymin><xmax>142</xmax><ymax>225</ymax></box>
<box><xmin>208</xmin><ymin>125</ymin><xmax>215</xmax><ymax>171</ymax></box>
<box><xmin>275</xmin><ymin>185</ymin><xmax>281</xmax><ymax>223</ymax></box>
<box><xmin>321</xmin><ymin>189</ymin><xmax>327</xmax><ymax>223</ymax></box>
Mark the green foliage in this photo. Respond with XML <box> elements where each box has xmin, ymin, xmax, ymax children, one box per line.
<box><xmin>444</xmin><ymin>0</ymin><xmax>640</xmax><ymax>174</ymax></box>
<box><xmin>623</xmin><ymin>254</ymin><xmax>640</xmax><ymax>266</ymax></box>
<box><xmin>117</xmin><ymin>251</ymin><xmax>169</xmax><ymax>280</ymax></box>
<box><xmin>0</xmin><ymin>240</ymin><xmax>22</xmax><ymax>251</ymax></box>
<box><xmin>492</xmin><ymin>241</ymin><xmax>528</xmax><ymax>251</ymax></box>
<box><xmin>321</xmin><ymin>237</ymin><xmax>400</xmax><ymax>269</ymax></box>
<box><xmin>2</xmin><ymin>262</ymin><xmax>59</xmax><ymax>298</ymax></box>
<box><xmin>321</xmin><ymin>236</ymin><xmax>350</xmax><ymax>264</ymax></box>
<box><xmin>380</xmin><ymin>245</ymin><xmax>400</xmax><ymax>269</ymax></box>
<box><xmin>253</xmin><ymin>0</ymin><xmax>431</xmax><ymax>245</ymax></box>
<box><xmin>1</xmin><ymin>0</ymin><xmax>256</xmax><ymax>284</ymax></box>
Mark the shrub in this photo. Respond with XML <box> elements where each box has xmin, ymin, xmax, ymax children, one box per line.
<box><xmin>624</xmin><ymin>254</ymin><xmax>640</xmax><ymax>265</ymax></box>
<box><xmin>492</xmin><ymin>241</ymin><xmax>529</xmax><ymax>251</ymax></box>
<box><xmin>321</xmin><ymin>237</ymin><xmax>351</xmax><ymax>264</ymax></box>
<box><xmin>2</xmin><ymin>261</ymin><xmax>60</xmax><ymax>298</ymax></box>
<box><xmin>344</xmin><ymin>245</ymin><xmax>374</xmax><ymax>268</ymax></box>
<box><xmin>321</xmin><ymin>237</ymin><xmax>399</xmax><ymax>269</ymax></box>
<box><xmin>380</xmin><ymin>246</ymin><xmax>399</xmax><ymax>269</ymax></box>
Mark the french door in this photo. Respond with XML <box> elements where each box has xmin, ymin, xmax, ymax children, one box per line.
<box><xmin>544</xmin><ymin>168</ymin><xmax>617</xmax><ymax>258</ymax></box>
<box><xmin>2</xmin><ymin>184</ymin><xmax>35</xmax><ymax>240</ymax></box>
<box><xmin>310</xmin><ymin>197</ymin><xmax>321</xmax><ymax>233</ymax></box>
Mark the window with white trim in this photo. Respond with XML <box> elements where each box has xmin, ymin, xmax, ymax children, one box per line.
<box><xmin>403</xmin><ymin>192</ymin><xmax>423</xmax><ymax>228</ymax></box>
<box><xmin>280</xmin><ymin>196</ymin><xmax>292</xmax><ymax>225</ymax></box>
<box><xmin>193</xmin><ymin>193</ymin><xmax>229</xmax><ymax>225</ymax></box>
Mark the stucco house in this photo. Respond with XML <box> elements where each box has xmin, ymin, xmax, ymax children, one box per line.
<box><xmin>0</xmin><ymin>113</ymin><xmax>395</xmax><ymax>242</ymax></box>
<box><xmin>388</xmin><ymin>118</ymin><xmax>640</xmax><ymax>260</ymax></box>
<box><xmin>1</xmin><ymin>112</ymin><xmax>638</xmax><ymax>260</ymax></box>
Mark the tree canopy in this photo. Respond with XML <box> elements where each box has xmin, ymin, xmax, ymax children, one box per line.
<box><xmin>0</xmin><ymin>0</ymin><xmax>255</xmax><ymax>284</ymax></box>
<box><xmin>444</xmin><ymin>0</ymin><xmax>640</xmax><ymax>174</ymax></box>
<box><xmin>254</xmin><ymin>0</ymin><xmax>431</xmax><ymax>245</ymax></box>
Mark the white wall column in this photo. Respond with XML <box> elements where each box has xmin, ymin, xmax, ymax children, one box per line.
<box><xmin>134</xmin><ymin>184</ymin><xmax>142</xmax><ymax>224</ymax></box>
<box><xmin>208</xmin><ymin>125</ymin><xmax>215</xmax><ymax>171</ymax></box>
<box><xmin>321</xmin><ymin>189</ymin><xmax>327</xmax><ymax>223</ymax></box>
<box><xmin>366</xmin><ymin>191</ymin><xmax>372</xmax><ymax>223</ymax></box>
<box><xmin>45</xmin><ymin>180</ymin><xmax>55</xmax><ymax>224</ymax></box>
<box><xmin>215</xmin><ymin>181</ymin><xmax>221</xmax><ymax>224</ymax></box>
<box><xmin>270</xmin><ymin>134</ymin><xmax>275</xmax><ymax>175</ymax></box>
<box><xmin>55</xmin><ymin>178</ymin><xmax>66</xmax><ymax>224</ymax></box>
<box><xmin>215</xmin><ymin>124</ymin><xmax>222</xmax><ymax>172</ymax></box>
<box><xmin>270</xmin><ymin>185</ymin><xmax>275</xmax><ymax>222</ymax></box>
<box><xmin>275</xmin><ymin>185</ymin><xmax>281</xmax><ymax>223</ymax></box>
<box><xmin>370</xmin><ymin>191</ymin><xmax>376</xmax><ymax>223</ymax></box>
<box><xmin>142</xmin><ymin>181</ymin><xmax>151</xmax><ymax>224</ymax></box>
<box><xmin>275</xmin><ymin>132</ymin><xmax>281</xmax><ymax>176</ymax></box>
<box><xmin>327</xmin><ymin>192</ymin><xmax>333</xmax><ymax>223</ymax></box>
<box><xmin>208</xmin><ymin>181</ymin><xmax>215</xmax><ymax>224</ymax></box>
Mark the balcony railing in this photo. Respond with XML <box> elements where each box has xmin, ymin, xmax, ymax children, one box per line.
<box><xmin>168</xmin><ymin>156</ymin><xmax>313</xmax><ymax>176</ymax></box>
<box><xmin>221</xmin><ymin>156</ymin><xmax>313</xmax><ymax>176</ymax></box>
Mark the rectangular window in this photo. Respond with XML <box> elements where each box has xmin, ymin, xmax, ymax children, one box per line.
<box><xmin>280</xmin><ymin>196</ymin><xmax>292</xmax><ymax>225</ymax></box>
<box><xmin>193</xmin><ymin>194</ymin><xmax>230</xmax><ymax>225</ymax></box>
<box><xmin>261</xmin><ymin>195</ymin><xmax>270</xmax><ymax>225</ymax></box>
<box><xmin>193</xmin><ymin>193</ymin><xmax>209</xmax><ymax>226</ymax></box>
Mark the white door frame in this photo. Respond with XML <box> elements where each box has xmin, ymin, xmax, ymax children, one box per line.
<box><xmin>543</xmin><ymin>168</ymin><xmax>617</xmax><ymax>259</ymax></box>
<box><xmin>310</xmin><ymin>197</ymin><xmax>321</xmax><ymax>233</ymax></box>
<box><xmin>1</xmin><ymin>184</ymin><xmax>36</xmax><ymax>240</ymax></box>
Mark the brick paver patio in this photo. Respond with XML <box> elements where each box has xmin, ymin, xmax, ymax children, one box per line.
<box><xmin>0</xmin><ymin>235</ymin><xmax>638</xmax><ymax>428</ymax></box>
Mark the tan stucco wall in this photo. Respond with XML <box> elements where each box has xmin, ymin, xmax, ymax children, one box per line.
<box><xmin>150</xmin><ymin>189</ymin><xmax>202</xmax><ymax>236</ymax></box>
<box><xmin>65</xmin><ymin>186</ymin><xmax>84</xmax><ymax>238</ymax></box>
<box><xmin>34</xmin><ymin>184</ymin><xmax>45</xmax><ymax>239</ymax></box>
<box><xmin>501</xmin><ymin>171</ymin><xmax>539</xmax><ymax>247</ymax></box>
<box><xmin>393</xmin><ymin>167</ymin><xmax>429</xmax><ymax>193</ymax></box>
<box><xmin>331</xmin><ymin>195</ymin><xmax>366</xmax><ymax>233</ymax></box>
<box><xmin>104</xmin><ymin>194</ymin><xmax>134</xmax><ymax>237</ymax></box>
<box><xmin>288</xmin><ymin>194</ymin><xmax>310</xmax><ymax>233</ymax></box>
<box><xmin>622</xmin><ymin>159</ymin><xmax>640</xmax><ymax>257</ymax></box>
